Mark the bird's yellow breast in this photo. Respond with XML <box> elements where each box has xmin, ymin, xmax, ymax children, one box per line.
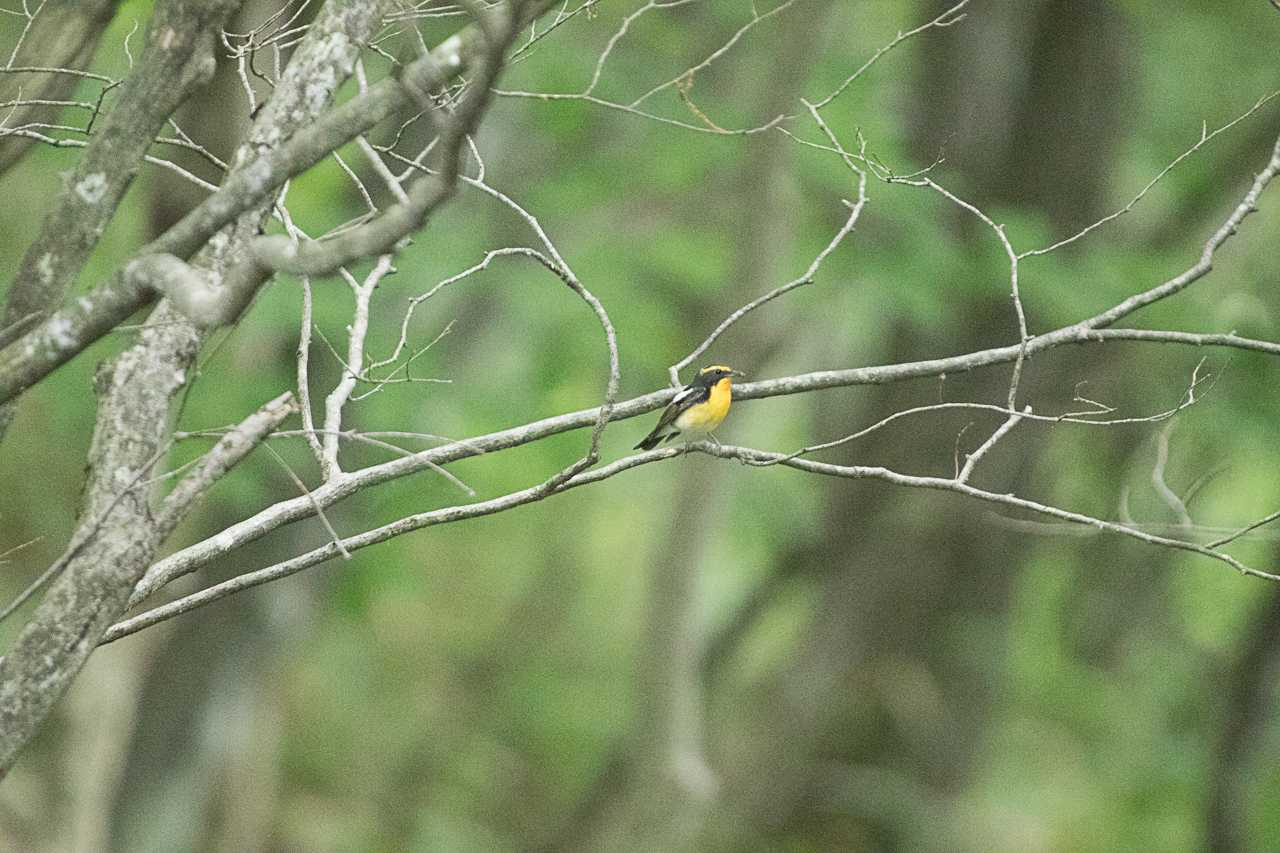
<box><xmin>675</xmin><ymin>377</ymin><xmax>732</xmax><ymax>433</ymax></box>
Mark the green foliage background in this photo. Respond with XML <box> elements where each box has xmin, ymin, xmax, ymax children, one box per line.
<box><xmin>1</xmin><ymin>1</ymin><xmax>1279</xmax><ymax>851</ymax></box>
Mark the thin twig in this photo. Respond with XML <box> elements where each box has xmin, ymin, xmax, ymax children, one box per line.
<box><xmin>105</xmin><ymin>434</ymin><xmax>1280</xmax><ymax>643</ymax></box>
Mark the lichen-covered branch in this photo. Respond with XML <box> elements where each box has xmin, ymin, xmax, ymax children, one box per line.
<box><xmin>0</xmin><ymin>0</ymin><xmax>569</xmax><ymax>408</ymax></box>
<box><xmin>0</xmin><ymin>0</ymin><xmax>395</xmax><ymax>774</ymax></box>
<box><xmin>0</xmin><ymin>389</ymin><xmax>294</xmax><ymax>773</ymax></box>
<box><xmin>0</xmin><ymin>0</ymin><xmax>242</xmax><ymax>439</ymax></box>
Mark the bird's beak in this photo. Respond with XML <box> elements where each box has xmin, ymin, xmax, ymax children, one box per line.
<box><xmin>730</xmin><ymin>369</ymin><xmax>746</xmax><ymax>378</ymax></box>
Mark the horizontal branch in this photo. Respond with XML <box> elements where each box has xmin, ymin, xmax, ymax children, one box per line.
<box><xmin>119</xmin><ymin>126</ymin><xmax>1280</xmax><ymax>605</ymax></box>
<box><xmin>725</xmin><ymin>444</ymin><xmax>1276</xmax><ymax>580</ymax></box>
<box><xmin>108</xmin><ymin>450</ymin><xmax>669</xmax><ymax>642</ymax></box>
<box><xmin>107</xmin><ymin>429</ymin><xmax>1279</xmax><ymax>643</ymax></box>
<box><xmin>129</xmin><ymin>320</ymin><xmax>1280</xmax><ymax>606</ymax></box>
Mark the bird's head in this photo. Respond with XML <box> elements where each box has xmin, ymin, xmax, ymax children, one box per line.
<box><xmin>696</xmin><ymin>365</ymin><xmax>745</xmax><ymax>386</ymax></box>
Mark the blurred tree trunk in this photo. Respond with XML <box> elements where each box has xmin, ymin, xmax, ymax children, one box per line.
<box><xmin>543</xmin><ymin>4</ymin><xmax>830</xmax><ymax>850</ymax></box>
<box><xmin>1205</xmin><ymin>575</ymin><xmax>1280</xmax><ymax>853</ymax></box>
<box><xmin>0</xmin><ymin>0</ymin><xmax>118</xmax><ymax>177</ymax></box>
<box><xmin>912</xmin><ymin>0</ymin><xmax>1131</xmax><ymax>236</ymax></box>
<box><xmin>697</xmin><ymin>3</ymin><xmax>1138</xmax><ymax>847</ymax></box>
<box><xmin>699</xmin><ymin>308</ymin><xmax>1035</xmax><ymax>851</ymax></box>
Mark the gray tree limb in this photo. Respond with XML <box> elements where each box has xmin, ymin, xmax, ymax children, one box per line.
<box><xmin>128</xmin><ymin>322</ymin><xmax>1280</xmax><ymax>609</ymax></box>
<box><xmin>0</xmin><ymin>0</ymin><xmax>242</xmax><ymax>439</ymax></box>
<box><xmin>0</xmin><ymin>0</ymin><xmax>119</xmax><ymax>176</ymax></box>
<box><xmin>105</xmin><ymin>424</ymin><xmax>1280</xmax><ymax>647</ymax></box>
<box><xmin>0</xmin><ymin>0</ymin><xmax>569</xmax><ymax>408</ymax></box>
<box><xmin>0</xmin><ymin>0</ymin><xmax>394</xmax><ymax>774</ymax></box>
<box><xmin>0</xmin><ymin>390</ymin><xmax>294</xmax><ymax>772</ymax></box>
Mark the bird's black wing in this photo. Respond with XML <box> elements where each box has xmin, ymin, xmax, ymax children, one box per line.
<box><xmin>652</xmin><ymin>383</ymin><xmax>709</xmax><ymax>432</ymax></box>
<box><xmin>634</xmin><ymin>383</ymin><xmax>710</xmax><ymax>449</ymax></box>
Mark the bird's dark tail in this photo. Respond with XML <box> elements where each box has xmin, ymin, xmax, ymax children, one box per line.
<box><xmin>634</xmin><ymin>430</ymin><xmax>669</xmax><ymax>451</ymax></box>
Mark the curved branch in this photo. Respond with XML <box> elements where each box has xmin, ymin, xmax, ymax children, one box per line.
<box><xmin>0</xmin><ymin>0</ymin><xmax>571</xmax><ymax>407</ymax></box>
<box><xmin>0</xmin><ymin>0</ymin><xmax>241</xmax><ymax>439</ymax></box>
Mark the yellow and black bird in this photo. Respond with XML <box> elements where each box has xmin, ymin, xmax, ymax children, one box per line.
<box><xmin>634</xmin><ymin>365</ymin><xmax>744</xmax><ymax>450</ymax></box>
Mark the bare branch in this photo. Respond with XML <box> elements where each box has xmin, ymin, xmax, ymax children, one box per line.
<box><xmin>296</xmin><ymin>276</ymin><xmax>325</xmax><ymax>466</ymax></box>
<box><xmin>716</xmin><ymin>443</ymin><xmax>1278</xmax><ymax>580</ymax></box>
<box><xmin>1018</xmin><ymin>90</ymin><xmax>1280</xmax><ymax>258</ymax></box>
<box><xmin>261</xmin><ymin>440</ymin><xmax>350</xmax><ymax>561</ymax></box>
<box><xmin>628</xmin><ymin>0</ymin><xmax>797</xmax><ymax>110</ymax></box>
<box><xmin>808</xmin><ymin>0</ymin><xmax>969</xmax><ymax>111</ymax></box>
<box><xmin>249</xmin><ymin>2</ymin><xmax>520</xmax><ymax>277</ymax></box>
<box><xmin>127</xmin><ymin>311</ymin><xmax>1280</xmax><ymax>609</ymax></box>
<box><xmin>669</xmin><ymin>100</ymin><xmax>869</xmax><ymax>386</ymax></box>
<box><xmin>0</xmin><ymin>0</ymin><xmax>118</xmax><ymax>175</ymax></box>
<box><xmin>321</xmin><ymin>255</ymin><xmax>396</xmax><ymax>479</ymax></box>
<box><xmin>460</xmin><ymin>175</ymin><xmax>621</xmax><ymax>485</ymax></box>
<box><xmin>0</xmin><ymin>0</ymin><xmax>571</xmax><ymax>407</ymax></box>
<box><xmin>0</xmin><ymin>0</ymin><xmax>241</xmax><ymax>439</ymax></box>
<box><xmin>106</xmin><ymin>427</ymin><xmax>1280</xmax><ymax>646</ymax></box>
<box><xmin>158</xmin><ymin>392</ymin><xmax>298</xmax><ymax>529</ymax></box>
<box><xmin>956</xmin><ymin>406</ymin><xmax>1029</xmax><ymax>484</ymax></box>
<box><xmin>495</xmin><ymin>0</ymin><xmax>792</xmax><ymax>136</ymax></box>
<box><xmin>1209</xmin><ymin>510</ymin><xmax>1280</xmax><ymax>550</ymax></box>
<box><xmin>1073</xmin><ymin>133</ymin><xmax>1280</xmax><ymax>329</ymax></box>
<box><xmin>111</xmin><ymin>449</ymin><xmax>680</xmax><ymax>644</ymax></box>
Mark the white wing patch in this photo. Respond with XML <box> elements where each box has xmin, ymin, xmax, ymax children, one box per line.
<box><xmin>671</xmin><ymin>386</ymin><xmax>701</xmax><ymax>407</ymax></box>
